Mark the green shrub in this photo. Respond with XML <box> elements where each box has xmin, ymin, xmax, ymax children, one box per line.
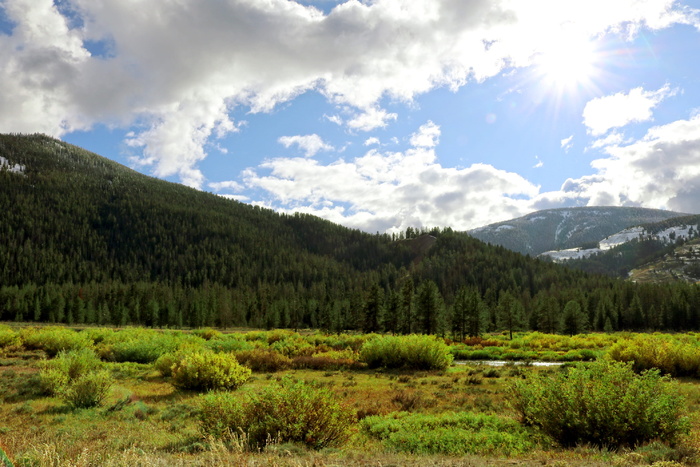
<box><xmin>360</xmin><ymin>411</ymin><xmax>537</xmax><ymax>456</ymax></box>
<box><xmin>360</xmin><ymin>335</ymin><xmax>453</xmax><ymax>370</ymax></box>
<box><xmin>508</xmin><ymin>361</ymin><xmax>689</xmax><ymax>448</ymax></box>
<box><xmin>39</xmin><ymin>348</ymin><xmax>103</xmax><ymax>395</ymax></box>
<box><xmin>171</xmin><ymin>352</ymin><xmax>251</xmax><ymax>391</ymax></box>
<box><xmin>38</xmin><ymin>348</ymin><xmax>113</xmax><ymax>408</ymax></box>
<box><xmin>607</xmin><ymin>334</ymin><xmax>700</xmax><ymax>377</ymax></box>
<box><xmin>63</xmin><ymin>370</ymin><xmax>113</xmax><ymax>409</ymax></box>
<box><xmin>199</xmin><ymin>377</ymin><xmax>355</xmax><ymax>450</ymax></box>
<box><xmin>154</xmin><ymin>349</ymin><xmax>200</xmax><ymax>377</ymax></box>
<box><xmin>270</xmin><ymin>336</ymin><xmax>313</xmax><ymax>357</ymax></box>
<box><xmin>21</xmin><ymin>327</ymin><xmax>92</xmax><ymax>357</ymax></box>
<box><xmin>97</xmin><ymin>329</ymin><xmax>202</xmax><ymax>363</ymax></box>
<box><xmin>234</xmin><ymin>349</ymin><xmax>292</xmax><ymax>372</ymax></box>
<box><xmin>0</xmin><ymin>326</ymin><xmax>19</xmax><ymax>348</ymax></box>
<box><xmin>206</xmin><ymin>335</ymin><xmax>259</xmax><ymax>353</ymax></box>
<box><xmin>191</xmin><ymin>328</ymin><xmax>222</xmax><ymax>341</ymax></box>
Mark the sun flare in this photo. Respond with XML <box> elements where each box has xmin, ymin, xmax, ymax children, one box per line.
<box><xmin>535</xmin><ymin>33</ymin><xmax>599</xmax><ymax>90</ymax></box>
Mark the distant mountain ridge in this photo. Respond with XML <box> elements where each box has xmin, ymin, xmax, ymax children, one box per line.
<box><xmin>468</xmin><ymin>207</ymin><xmax>688</xmax><ymax>256</ymax></box>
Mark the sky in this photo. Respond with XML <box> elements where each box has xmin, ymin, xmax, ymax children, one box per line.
<box><xmin>1</xmin><ymin>0</ymin><xmax>700</xmax><ymax>234</ymax></box>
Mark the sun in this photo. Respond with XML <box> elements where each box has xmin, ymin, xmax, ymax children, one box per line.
<box><xmin>534</xmin><ymin>32</ymin><xmax>599</xmax><ymax>91</ymax></box>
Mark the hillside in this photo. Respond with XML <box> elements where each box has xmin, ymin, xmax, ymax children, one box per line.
<box><xmin>468</xmin><ymin>207</ymin><xmax>687</xmax><ymax>256</ymax></box>
<box><xmin>1</xmin><ymin>134</ymin><xmax>699</xmax><ymax>334</ymax></box>
<box><xmin>543</xmin><ymin>215</ymin><xmax>700</xmax><ymax>282</ymax></box>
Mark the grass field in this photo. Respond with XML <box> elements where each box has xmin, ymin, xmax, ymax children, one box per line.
<box><xmin>1</xmin><ymin>325</ymin><xmax>700</xmax><ymax>466</ymax></box>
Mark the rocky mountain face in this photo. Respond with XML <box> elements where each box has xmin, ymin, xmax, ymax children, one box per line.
<box><xmin>468</xmin><ymin>207</ymin><xmax>688</xmax><ymax>256</ymax></box>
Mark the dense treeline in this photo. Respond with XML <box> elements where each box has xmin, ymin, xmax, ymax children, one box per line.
<box><xmin>1</xmin><ymin>133</ymin><xmax>699</xmax><ymax>336</ymax></box>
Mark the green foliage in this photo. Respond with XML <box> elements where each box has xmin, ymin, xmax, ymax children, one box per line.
<box><xmin>233</xmin><ymin>349</ymin><xmax>292</xmax><ymax>372</ymax></box>
<box><xmin>154</xmin><ymin>349</ymin><xmax>199</xmax><ymax>377</ymax></box>
<box><xmin>38</xmin><ymin>348</ymin><xmax>112</xmax><ymax>408</ymax></box>
<box><xmin>39</xmin><ymin>348</ymin><xmax>103</xmax><ymax>395</ymax></box>
<box><xmin>360</xmin><ymin>411</ymin><xmax>538</xmax><ymax>456</ymax></box>
<box><xmin>199</xmin><ymin>377</ymin><xmax>355</xmax><ymax>450</ymax></box>
<box><xmin>607</xmin><ymin>334</ymin><xmax>700</xmax><ymax>377</ymax></box>
<box><xmin>171</xmin><ymin>351</ymin><xmax>251</xmax><ymax>391</ymax></box>
<box><xmin>0</xmin><ymin>325</ymin><xmax>19</xmax><ymax>348</ymax></box>
<box><xmin>97</xmin><ymin>329</ymin><xmax>201</xmax><ymax>363</ymax></box>
<box><xmin>62</xmin><ymin>370</ymin><xmax>113</xmax><ymax>409</ymax></box>
<box><xmin>508</xmin><ymin>361</ymin><xmax>688</xmax><ymax>448</ymax></box>
<box><xmin>20</xmin><ymin>327</ymin><xmax>92</xmax><ymax>357</ymax></box>
<box><xmin>360</xmin><ymin>334</ymin><xmax>453</xmax><ymax>370</ymax></box>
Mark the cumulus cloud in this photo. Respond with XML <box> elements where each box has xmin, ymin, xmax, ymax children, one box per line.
<box><xmin>0</xmin><ymin>0</ymin><xmax>694</xmax><ymax>188</ymax></box>
<box><xmin>409</xmin><ymin>121</ymin><xmax>440</xmax><ymax>148</ymax></box>
<box><xmin>346</xmin><ymin>107</ymin><xmax>398</xmax><ymax>132</ymax></box>
<box><xmin>243</xmin><ymin>122</ymin><xmax>538</xmax><ymax>231</ymax></box>
<box><xmin>278</xmin><ymin>134</ymin><xmax>333</xmax><ymax>157</ymax></box>
<box><xmin>582</xmin><ymin>84</ymin><xmax>676</xmax><ymax>136</ymax></box>
<box><xmin>534</xmin><ymin>115</ymin><xmax>700</xmax><ymax>214</ymax></box>
<box><xmin>209</xmin><ymin>180</ymin><xmax>245</xmax><ymax>192</ymax></box>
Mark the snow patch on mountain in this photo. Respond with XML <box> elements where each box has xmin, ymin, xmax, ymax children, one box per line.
<box><xmin>0</xmin><ymin>156</ymin><xmax>25</xmax><ymax>175</ymax></box>
<box><xmin>541</xmin><ymin>224</ymin><xmax>699</xmax><ymax>262</ymax></box>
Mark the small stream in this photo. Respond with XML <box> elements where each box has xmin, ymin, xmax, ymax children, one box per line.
<box><xmin>454</xmin><ymin>360</ymin><xmax>564</xmax><ymax>367</ymax></box>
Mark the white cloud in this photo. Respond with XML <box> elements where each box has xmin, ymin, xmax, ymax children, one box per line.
<box><xmin>0</xmin><ymin>0</ymin><xmax>694</xmax><ymax>187</ymax></box>
<box><xmin>582</xmin><ymin>84</ymin><xmax>675</xmax><ymax>136</ymax></box>
<box><xmin>409</xmin><ymin>121</ymin><xmax>440</xmax><ymax>148</ymax></box>
<box><xmin>209</xmin><ymin>180</ymin><xmax>245</xmax><ymax>192</ymax></box>
<box><xmin>364</xmin><ymin>137</ymin><xmax>381</xmax><ymax>146</ymax></box>
<box><xmin>535</xmin><ymin>115</ymin><xmax>700</xmax><ymax>214</ymax></box>
<box><xmin>243</xmin><ymin>121</ymin><xmax>538</xmax><ymax>231</ymax></box>
<box><xmin>561</xmin><ymin>135</ymin><xmax>574</xmax><ymax>152</ymax></box>
<box><xmin>533</xmin><ymin>155</ymin><xmax>543</xmax><ymax>168</ymax></box>
<box><xmin>278</xmin><ymin>134</ymin><xmax>333</xmax><ymax>157</ymax></box>
<box><xmin>346</xmin><ymin>107</ymin><xmax>398</xmax><ymax>132</ymax></box>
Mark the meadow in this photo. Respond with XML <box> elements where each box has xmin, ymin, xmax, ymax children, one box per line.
<box><xmin>1</xmin><ymin>324</ymin><xmax>700</xmax><ymax>466</ymax></box>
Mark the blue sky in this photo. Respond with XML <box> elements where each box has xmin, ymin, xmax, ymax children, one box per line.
<box><xmin>1</xmin><ymin>0</ymin><xmax>699</xmax><ymax>233</ymax></box>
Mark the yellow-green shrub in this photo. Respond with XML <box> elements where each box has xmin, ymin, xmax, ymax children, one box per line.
<box><xmin>607</xmin><ymin>334</ymin><xmax>700</xmax><ymax>377</ymax></box>
<box><xmin>21</xmin><ymin>327</ymin><xmax>92</xmax><ymax>357</ymax></box>
<box><xmin>171</xmin><ymin>352</ymin><xmax>251</xmax><ymax>391</ymax></box>
<box><xmin>360</xmin><ymin>334</ymin><xmax>453</xmax><ymax>370</ymax></box>
<box><xmin>199</xmin><ymin>377</ymin><xmax>355</xmax><ymax>449</ymax></box>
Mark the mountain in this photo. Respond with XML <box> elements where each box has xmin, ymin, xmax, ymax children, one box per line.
<box><xmin>541</xmin><ymin>214</ymin><xmax>700</xmax><ymax>282</ymax></box>
<box><xmin>468</xmin><ymin>207</ymin><xmax>688</xmax><ymax>256</ymax></box>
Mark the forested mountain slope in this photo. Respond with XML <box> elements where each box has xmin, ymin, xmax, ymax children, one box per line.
<box><xmin>1</xmin><ymin>134</ymin><xmax>699</xmax><ymax>333</ymax></box>
<box><xmin>469</xmin><ymin>207</ymin><xmax>687</xmax><ymax>256</ymax></box>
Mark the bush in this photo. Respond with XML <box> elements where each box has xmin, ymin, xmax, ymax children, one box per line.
<box><xmin>0</xmin><ymin>325</ymin><xmax>19</xmax><ymax>348</ymax></box>
<box><xmin>171</xmin><ymin>352</ymin><xmax>251</xmax><ymax>391</ymax></box>
<box><xmin>63</xmin><ymin>370</ymin><xmax>113</xmax><ymax>409</ymax></box>
<box><xmin>360</xmin><ymin>334</ymin><xmax>453</xmax><ymax>370</ymax></box>
<box><xmin>154</xmin><ymin>349</ymin><xmax>199</xmax><ymax>377</ymax></box>
<box><xmin>97</xmin><ymin>329</ymin><xmax>199</xmax><ymax>363</ymax></box>
<box><xmin>607</xmin><ymin>334</ymin><xmax>700</xmax><ymax>377</ymax></box>
<box><xmin>39</xmin><ymin>348</ymin><xmax>103</xmax><ymax>395</ymax></box>
<box><xmin>38</xmin><ymin>348</ymin><xmax>113</xmax><ymax>408</ymax></box>
<box><xmin>199</xmin><ymin>377</ymin><xmax>355</xmax><ymax>450</ymax></box>
<box><xmin>234</xmin><ymin>349</ymin><xmax>292</xmax><ymax>372</ymax></box>
<box><xmin>508</xmin><ymin>361</ymin><xmax>689</xmax><ymax>448</ymax></box>
<box><xmin>361</xmin><ymin>411</ymin><xmax>537</xmax><ymax>456</ymax></box>
<box><xmin>191</xmin><ymin>328</ymin><xmax>222</xmax><ymax>341</ymax></box>
<box><xmin>21</xmin><ymin>327</ymin><xmax>92</xmax><ymax>357</ymax></box>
